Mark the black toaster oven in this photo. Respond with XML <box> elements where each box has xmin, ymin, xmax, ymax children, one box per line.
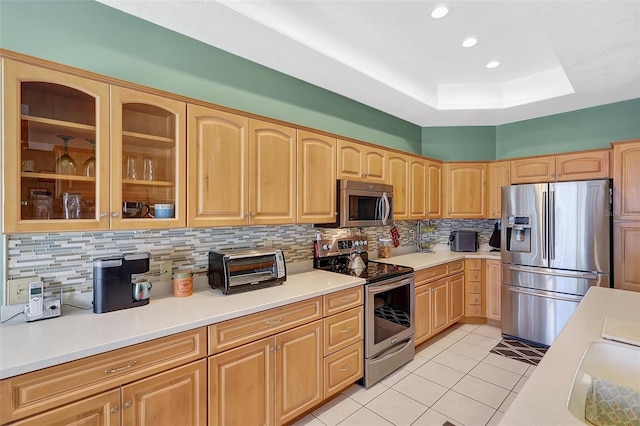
<box><xmin>208</xmin><ymin>248</ymin><xmax>286</xmax><ymax>294</ymax></box>
<box><xmin>449</xmin><ymin>230</ymin><xmax>479</xmax><ymax>252</ymax></box>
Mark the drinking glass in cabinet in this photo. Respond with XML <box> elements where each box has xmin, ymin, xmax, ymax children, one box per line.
<box><xmin>143</xmin><ymin>156</ymin><xmax>154</xmax><ymax>181</ymax></box>
<box><xmin>63</xmin><ymin>193</ymin><xmax>82</xmax><ymax>219</ymax></box>
<box><xmin>124</xmin><ymin>156</ymin><xmax>138</xmax><ymax>180</ymax></box>
<box><xmin>82</xmin><ymin>138</ymin><xmax>96</xmax><ymax>177</ymax></box>
<box><xmin>55</xmin><ymin>135</ymin><xmax>77</xmax><ymax>175</ymax></box>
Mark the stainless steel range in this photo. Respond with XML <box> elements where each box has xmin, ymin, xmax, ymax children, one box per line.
<box><xmin>314</xmin><ymin>236</ymin><xmax>415</xmax><ymax>388</ymax></box>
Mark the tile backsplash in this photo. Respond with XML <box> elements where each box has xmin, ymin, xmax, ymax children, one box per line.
<box><xmin>4</xmin><ymin>219</ymin><xmax>495</xmax><ymax>296</ymax></box>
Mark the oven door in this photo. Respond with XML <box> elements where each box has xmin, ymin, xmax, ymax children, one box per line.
<box><xmin>365</xmin><ymin>275</ymin><xmax>415</xmax><ymax>357</ymax></box>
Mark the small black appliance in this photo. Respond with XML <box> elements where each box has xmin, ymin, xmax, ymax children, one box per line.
<box><xmin>93</xmin><ymin>252</ymin><xmax>150</xmax><ymax>313</ymax></box>
<box><xmin>449</xmin><ymin>229</ymin><xmax>479</xmax><ymax>252</ymax></box>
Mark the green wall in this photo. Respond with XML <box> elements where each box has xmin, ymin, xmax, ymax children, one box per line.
<box><xmin>495</xmin><ymin>99</ymin><xmax>640</xmax><ymax>159</ymax></box>
<box><xmin>422</xmin><ymin>126</ymin><xmax>496</xmax><ymax>161</ymax></box>
<box><xmin>0</xmin><ymin>0</ymin><xmax>422</xmax><ymax>154</ymax></box>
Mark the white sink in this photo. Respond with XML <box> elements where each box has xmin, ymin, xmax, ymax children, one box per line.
<box><xmin>567</xmin><ymin>341</ymin><xmax>640</xmax><ymax>422</ymax></box>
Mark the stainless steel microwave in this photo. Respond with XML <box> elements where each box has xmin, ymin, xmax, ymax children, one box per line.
<box><xmin>318</xmin><ymin>180</ymin><xmax>393</xmax><ymax>228</ymax></box>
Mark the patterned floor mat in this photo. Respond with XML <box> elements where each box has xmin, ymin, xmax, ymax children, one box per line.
<box><xmin>490</xmin><ymin>338</ymin><xmax>549</xmax><ymax>366</ymax></box>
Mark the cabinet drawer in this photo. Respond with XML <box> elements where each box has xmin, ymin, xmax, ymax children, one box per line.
<box><xmin>465</xmin><ymin>303</ymin><xmax>482</xmax><ymax>317</ymax></box>
<box><xmin>448</xmin><ymin>260</ymin><xmax>464</xmax><ymax>274</ymax></box>
<box><xmin>465</xmin><ymin>270</ymin><xmax>482</xmax><ymax>282</ymax></box>
<box><xmin>415</xmin><ymin>264</ymin><xmax>448</xmax><ymax>285</ymax></box>
<box><xmin>324</xmin><ymin>307</ymin><xmax>364</xmax><ymax>356</ymax></box>
<box><xmin>323</xmin><ymin>342</ymin><xmax>363</xmax><ymax>399</ymax></box>
<box><xmin>323</xmin><ymin>287</ymin><xmax>363</xmax><ymax>316</ymax></box>
<box><xmin>467</xmin><ymin>294</ymin><xmax>482</xmax><ymax>305</ymax></box>
<box><xmin>0</xmin><ymin>328</ymin><xmax>206</xmax><ymax>423</ymax></box>
<box><xmin>465</xmin><ymin>258</ymin><xmax>482</xmax><ymax>271</ymax></box>
<box><xmin>209</xmin><ymin>297</ymin><xmax>322</xmax><ymax>354</ymax></box>
<box><xmin>466</xmin><ymin>281</ymin><xmax>482</xmax><ymax>294</ymax></box>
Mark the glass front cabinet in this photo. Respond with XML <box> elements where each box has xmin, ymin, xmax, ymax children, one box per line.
<box><xmin>2</xmin><ymin>58</ymin><xmax>186</xmax><ymax>233</ymax></box>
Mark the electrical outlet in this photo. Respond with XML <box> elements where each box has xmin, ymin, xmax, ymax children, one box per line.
<box><xmin>7</xmin><ymin>278</ymin><xmax>35</xmax><ymax>305</ymax></box>
<box><xmin>264</xmin><ymin>240</ymin><xmax>273</xmax><ymax>248</ymax></box>
<box><xmin>159</xmin><ymin>260</ymin><xmax>172</xmax><ymax>281</ymax></box>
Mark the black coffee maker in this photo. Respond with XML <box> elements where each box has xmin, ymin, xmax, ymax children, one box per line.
<box><xmin>93</xmin><ymin>252</ymin><xmax>150</xmax><ymax>313</ymax></box>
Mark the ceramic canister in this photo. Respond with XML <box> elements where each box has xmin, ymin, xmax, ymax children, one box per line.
<box><xmin>173</xmin><ymin>270</ymin><xmax>193</xmax><ymax>297</ymax></box>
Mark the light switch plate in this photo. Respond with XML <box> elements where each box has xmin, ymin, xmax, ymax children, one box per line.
<box><xmin>7</xmin><ymin>278</ymin><xmax>36</xmax><ymax>305</ymax></box>
<box><xmin>159</xmin><ymin>261</ymin><xmax>172</xmax><ymax>281</ymax></box>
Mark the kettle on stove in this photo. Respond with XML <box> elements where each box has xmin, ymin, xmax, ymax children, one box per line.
<box><xmin>348</xmin><ymin>252</ymin><xmax>366</xmax><ymax>271</ymax></box>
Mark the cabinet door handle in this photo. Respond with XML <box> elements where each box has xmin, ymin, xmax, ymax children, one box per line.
<box><xmin>100</xmin><ymin>212</ymin><xmax>108</xmax><ymax>218</ymax></box>
<box><xmin>266</xmin><ymin>317</ymin><xmax>283</xmax><ymax>326</ymax></box>
<box><xmin>339</xmin><ymin>364</ymin><xmax>351</xmax><ymax>372</ymax></box>
<box><xmin>276</xmin><ymin>344</ymin><xmax>282</xmax><ymax>351</ymax></box>
<box><xmin>124</xmin><ymin>400</ymin><xmax>133</xmax><ymax>408</ymax></box>
<box><xmin>112</xmin><ymin>212</ymin><xmax>120</xmax><ymax>218</ymax></box>
<box><xmin>105</xmin><ymin>360</ymin><xmax>137</xmax><ymax>374</ymax></box>
<box><xmin>111</xmin><ymin>406</ymin><xmax>120</xmax><ymax>414</ymax></box>
<box><xmin>339</xmin><ymin>297</ymin><xmax>354</xmax><ymax>304</ymax></box>
<box><xmin>339</xmin><ymin>326</ymin><xmax>352</xmax><ymax>334</ymax></box>
<box><xmin>250</xmin><ymin>212</ymin><xmax>256</xmax><ymax>217</ymax></box>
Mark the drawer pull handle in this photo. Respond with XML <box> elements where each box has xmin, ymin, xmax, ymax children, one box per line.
<box><xmin>124</xmin><ymin>401</ymin><xmax>133</xmax><ymax>408</ymax></box>
<box><xmin>111</xmin><ymin>406</ymin><xmax>120</xmax><ymax>414</ymax></box>
<box><xmin>429</xmin><ymin>272</ymin><xmax>436</xmax><ymax>276</ymax></box>
<box><xmin>266</xmin><ymin>318</ymin><xmax>283</xmax><ymax>326</ymax></box>
<box><xmin>340</xmin><ymin>364</ymin><xmax>351</xmax><ymax>372</ymax></box>
<box><xmin>105</xmin><ymin>360</ymin><xmax>137</xmax><ymax>374</ymax></box>
<box><xmin>339</xmin><ymin>297</ymin><xmax>354</xmax><ymax>304</ymax></box>
<box><xmin>339</xmin><ymin>326</ymin><xmax>352</xmax><ymax>334</ymax></box>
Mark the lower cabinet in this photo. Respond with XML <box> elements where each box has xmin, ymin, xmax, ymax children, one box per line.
<box><xmin>448</xmin><ymin>273</ymin><xmax>465</xmax><ymax>323</ymax></box>
<box><xmin>486</xmin><ymin>259</ymin><xmax>502</xmax><ymax>321</ymax></box>
<box><xmin>431</xmin><ymin>279</ymin><xmax>449</xmax><ymax>335</ymax></box>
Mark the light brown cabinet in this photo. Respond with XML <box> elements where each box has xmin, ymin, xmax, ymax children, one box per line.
<box><xmin>337</xmin><ymin>139</ymin><xmax>387</xmax><ymax>183</ymax></box>
<box><xmin>409</xmin><ymin>156</ymin><xmax>427</xmax><ymax>219</ymax></box>
<box><xmin>443</xmin><ymin>163</ymin><xmax>487</xmax><ymax>218</ymax></box>
<box><xmin>486</xmin><ymin>259</ymin><xmax>502</xmax><ymax>321</ymax></box>
<box><xmin>511</xmin><ymin>150</ymin><xmax>610</xmax><ymax>184</ymax></box>
<box><xmin>464</xmin><ymin>259</ymin><xmax>483</xmax><ymax>318</ymax></box>
<box><xmin>388</xmin><ymin>152</ymin><xmax>410</xmax><ymax>220</ymax></box>
<box><xmin>613</xmin><ymin>222</ymin><xmax>640</xmax><ymax>292</ymax></box>
<box><xmin>612</xmin><ymin>140</ymin><xmax>640</xmax><ymax>220</ymax></box>
<box><xmin>297</xmin><ymin>130</ymin><xmax>337</xmax><ymax>224</ymax></box>
<box><xmin>488</xmin><ymin>161</ymin><xmax>510</xmax><ymax>219</ymax></box>
<box><xmin>431</xmin><ymin>279</ymin><xmax>449</xmax><ymax>335</ymax></box>
<box><xmin>426</xmin><ymin>160</ymin><xmax>442</xmax><ymax>218</ymax></box>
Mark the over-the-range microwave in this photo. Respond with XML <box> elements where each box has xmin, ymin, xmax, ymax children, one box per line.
<box><xmin>317</xmin><ymin>180</ymin><xmax>393</xmax><ymax>228</ymax></box>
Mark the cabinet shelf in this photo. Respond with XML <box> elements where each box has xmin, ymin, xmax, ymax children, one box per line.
<box><xmin>122</xmin><ymin>179</ymin><xmax>174</xmax><ymax>187</ymax></box>
<box><xmin>21</xmin><ymin>172</ymin><xmax>95</xmax><ymax>183</ymax></box>
<box><xmin>22</xmin><ymin>115</ymin><xmax>96</xmax><ymax>141</ymax></box>
<box><xmin>122</xmin><ymin>130</ymin><xmax>175</xmax><ymax>148</ymax></box>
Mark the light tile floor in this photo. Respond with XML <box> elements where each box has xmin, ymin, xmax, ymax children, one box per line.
<box><xmin>293</xmin><ymin>324</ymin><xmax>536</xmax><ymax>426</ymax></box>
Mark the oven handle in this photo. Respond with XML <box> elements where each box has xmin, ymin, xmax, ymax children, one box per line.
<box><xmin>381</xmin><ymin>192</ymin><xmax>390</xmax><ymax>225</ymax></box>
<box><xmin>369</xmin><ymin>277</ymin><xmax>414</xmax><ymax>294</ymax></box>
<box><xmin>371</xmin><ymin>337</ymin><xmax>413</xmax><ymax>362</ymax></box>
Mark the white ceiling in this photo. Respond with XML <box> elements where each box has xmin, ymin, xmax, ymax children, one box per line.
<box><xmin>98</xmin><ymin>0</ymin><xmax>640</xmax><ymax>126</ymax></box>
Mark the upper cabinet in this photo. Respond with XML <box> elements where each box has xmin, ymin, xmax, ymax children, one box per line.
<box><xmin>443</xmin><ymin>163</ymin><xmax>487</xmax><ymax>219</ymax></box>
<box><xmin>612</xmin><ymin>140</ymin><xmax>640</xmax><ymax>220</ymax></box>
<box><xmin>426</xmin><ymin>160</ymin><xmax>442</xmax><ymax>218</ymax></box>
<box><xmin>187</xmin><ymin>107</ymin><xmax>296</xmax><ymax>227</ymax></box>
<box><xmin>488</xmin><ymin>161</ymin><xmax>511</xmax><ymax>219</ymax></box>
<box><xmin>298</xmin><ymin>130</ymin><xmax>337</xmax><ymax>224</ymax></box>
<box><xmin>511</xmin><ymin>150</ymin><xmax>610</xmax><ymax>184</ymax></box>
<box><xmin>111</xmin><ymin>86</ymin><xmax>186</xmax><ymax>230</ymax></box>
<box><xmin>409</xmin><ymin>156</ymin><xmax>427</xmax><ymax>220</ymax></box>
<box><xmin>337</xmin><ymin>140</ymin><xmax>387</xmax><ymax>183</ymax></box>
<box><xmin>388</xmin><ymin>152</ymin><xmax>410</xmax><ymax>220</ymax></box>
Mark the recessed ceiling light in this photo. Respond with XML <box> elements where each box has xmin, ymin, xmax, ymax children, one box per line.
<box><xmin>431</xmin><ymin>5</ymin><xmax>449</xmax><ymax>19</ymax></box>
<box><xmin>486</xmin><ymin>60</ymin><xmax>500</xmax><ymax>69</ymax></box>
<box><xmin>462</xmin><ymin>37</ymin><xmax>477</xmax><ymax>48</ymax></box>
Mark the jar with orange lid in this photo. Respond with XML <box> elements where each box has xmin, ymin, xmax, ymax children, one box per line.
<box><xmin>378</xmin><ymin>238</ymin><xmax>393</xmax><ymax>258</ymax></box>
<box><xmin>173</xmin><ymin>270</ymin><xmax>193</xmax><ymax>297</ymax></box>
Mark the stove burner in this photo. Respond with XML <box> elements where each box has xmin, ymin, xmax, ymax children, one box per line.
<box><xmin>314</xmin><ymin>251</ymin><xmax>413</xmax><ymax>283</ymax></box>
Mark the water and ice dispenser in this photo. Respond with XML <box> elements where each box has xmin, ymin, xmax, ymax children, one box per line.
<box><xmin>505</xmin><ymin>216</ymin><xmax>532</xmax><ymax>253</ymax></box>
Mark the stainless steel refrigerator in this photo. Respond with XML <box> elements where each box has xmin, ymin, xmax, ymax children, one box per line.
<box><xmin>501</xmin><ymin>179</ymin><xmax>612</xmax><ymax>346</ymax></box>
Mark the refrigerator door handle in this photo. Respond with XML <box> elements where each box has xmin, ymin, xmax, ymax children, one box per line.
<box><xmin>549</xmin><ymin>190</ymin><xmax>556</xmax><ymax>260</ymax></box>
<box><xmin>507</xmin><ymin>265</ymin><xmax>598</xmax><ymax>280</ymax></box>
<box><xmin>542</xmin><ymin>191</ymin><xmax>548</xmax><ymax>260</ymax></box>
<box><xmin>505</xmin><ymin>285</ymin><xmax>583</xmax><ymax>303</ymax></box>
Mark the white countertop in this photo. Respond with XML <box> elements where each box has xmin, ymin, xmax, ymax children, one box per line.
<box><xmin>377</xmin><ymin>249</ymin><xmax>500</xmax><ymax>270</ymax></box>
<box><xmin>499</xmin><ymin>287</ymin><xmax>640</xmax><ymax>425</ymax></box>
<box><xmin>0</xmin><ymin>270</ymin><xmax>365</xmax><ymax>379</ymax></box>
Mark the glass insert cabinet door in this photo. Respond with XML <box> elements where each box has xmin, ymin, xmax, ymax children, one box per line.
<box><xmin>109</xmin><ymin>86</ymin><xmax>186</xmax><ymax>230</ymax></box>
<box><xmin>2</xmin><ymin>59</ymin><xmax>110</xmax><ymax>233</ymax></box>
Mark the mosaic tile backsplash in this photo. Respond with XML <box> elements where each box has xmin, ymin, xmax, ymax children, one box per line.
<box><xmin>5</xmin><ymin>219</ymin><xmax>496</xmax><ymax>296</ymax></box>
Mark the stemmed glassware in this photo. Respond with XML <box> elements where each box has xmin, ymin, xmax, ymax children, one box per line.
<box><xmin>55</xmin><ymin>135</ymin><xmax>76</xmax><ymax>175</ymax></box>
<box><xmin>83</xmin><ymin>138</ymin><xmax>96</xmax><ymax>177</ymax></box>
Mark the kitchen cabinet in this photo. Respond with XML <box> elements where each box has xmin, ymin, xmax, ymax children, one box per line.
<box><xmin>2</xmin><ymin>58</ymin><xmax>110</xmax><ymax>233</ymax></box>
<box><xmin>409</xmin><ymin>156</ymin><xmax>427</xmax><ymax>219</ymax></box>
<box><xmin>188</xmin><ymin>109</ymin><xmax>296</xmax><ymax>226</ymax></box>
<box><xmin>443</xmin><ymin>163</ymin><xmax>487</xmax><ymax>218</ymax></box>
<box><xmin>414</xmin><ymin>261</ymin><xmax>465</xmax><ymax>346</ymax></box>
<box><xmin>612</xmin><ymin>140</ymin><xmax>640</xmax><ymax>220</ymax></box>
<box><xmin>613</xmin><ymin>222</ymin><xmax>640</xmax><ymax>292</ymax></box>
<box><xmin>426</xmin><ymin>160</ymin><xmax>442</xmax><ymax>218</ymax></box>
<box><xmin>337</xmin><ymin>139</ymin><xmax>387</xmax><ymax>183</ymax></box>
<box><xmin>0</xmin><ymin>329</ymin><xmax>206</xmax><ymax>424</ymax></box>
<box><xmin>488</xmin><ymin>161</ymin><xmax>510</xmax><ymax>219</ymax></box>
<box><xmin>510</xmin><ymin>150</ymin><xmax>610</xmax><ymax>184</ymax></box>
<box><xmin>111</xmin><ymin>86</ymin><xmax>186</xmax><ymax>230</ymax></box>
<box><xmin>486</xmin><ymin>259</ymin><xmax>502</xmax><ymax>321</ymax></box>
<box><xmin>2</xmin><ymin>59</ymin><xmax>187</xmax><ymax>233</ymax></box>
<box><xmin>297</xmin><ymin>130</ymin><xmax>337</xmax><ymax>224</ymax></box>
<box><xmin>208</xmin><ymin>321</ymin><xmax>323</xmax><ymax>426</ymax></box>
<box><xmin>387</xmin><ymin>152</ymin><xmax>410</xmax><ymax>220</ymax></box>
<box><xmin>463</xmin><ymin>258</ymin><xmax>483</xmax><ymax>318</ymax></box>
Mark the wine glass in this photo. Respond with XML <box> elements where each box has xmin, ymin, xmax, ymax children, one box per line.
<box><xmin>55</xmin><ymin>135</ymin><xmax>76</xmax><ymax>175</ymax></box>
<box><xmin>83</xmin><ymin>138</ymin><xmax>96</xmax><ymax>177</ymax></box>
